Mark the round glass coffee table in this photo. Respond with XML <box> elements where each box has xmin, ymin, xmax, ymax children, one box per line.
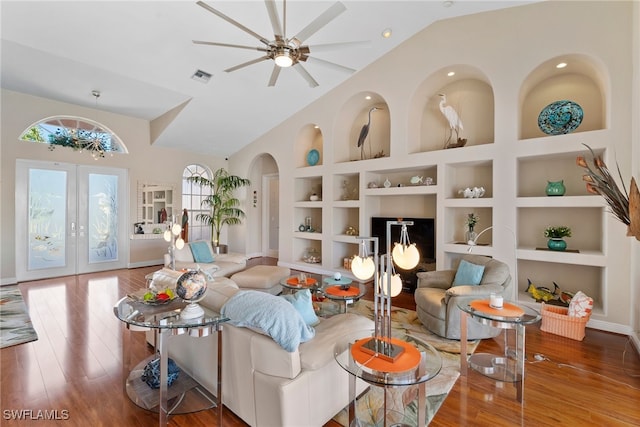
<box><xmin>114</xmin><ymin>295</ymin><xmax>228</xmax><ymax>427</ymax></box>
<box><xmin>334</xmin><ymin>330</ymin><xmax>442</xmax><ymax>426</ymax></box>
<box><xmin>458</xmin><ymin>299</ymin><xmax>540</xmax><ymax>402</ymax></box>
<box><xmin>321</xmin><ymin>279</ymin><xmax>366</xmax><ymax>314</ymax></box>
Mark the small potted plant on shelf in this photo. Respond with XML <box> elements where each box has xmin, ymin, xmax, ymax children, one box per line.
<box><xmin>544</xmin><ymin>226</ymin><xmax>572</xmax><ymax>251</ymax></box>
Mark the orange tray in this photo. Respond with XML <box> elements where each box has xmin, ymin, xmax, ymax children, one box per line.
<box><xmin>286</xmin><ymin>277</ymin><xmax>317</xmax><ymax>287</ymax></box>
<box><xmin>470</xmin><ymin>299</ymin><xmax>524</xmax><ymax>317</ymax></box>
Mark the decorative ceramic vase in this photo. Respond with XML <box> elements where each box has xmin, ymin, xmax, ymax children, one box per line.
<box><xmin>547</xmin><ymin>238</ymin><xmax>567</xmax><ymax>251</ymax></box>
<box><xmin>465</xmin><ymin>226</ymin><xmax>477</xmax><ymax>243</ymax></box>
<box><xmin>310</xmin><ymin>193</ymin><xmax>319</xmax><ymax>201</ymax></box>
<box><xmin>546</xmin><ymin>180</ymin><xmax>566</xmax><ymax>196</ymax></box>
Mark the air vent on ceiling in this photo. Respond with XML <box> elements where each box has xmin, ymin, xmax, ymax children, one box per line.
<box><xmin>191</xmin><ymin>69</ymin><xmax>212</xmax><ymax>83</ymax></box>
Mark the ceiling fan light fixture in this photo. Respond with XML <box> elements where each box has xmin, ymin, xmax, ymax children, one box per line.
<box><xmin>274</xmin><ymin>48</ymin><xmax>294</xmax><ymax>67</ymax></box>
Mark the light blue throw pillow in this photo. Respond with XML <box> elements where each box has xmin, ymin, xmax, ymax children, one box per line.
<box><xmin>452</xmin><ymin>260</ymin><xmax>485</xmax><ymax>286</ymax></box>
<box><xmin>221</xmin><ymin>290</ymin><xmax>315</xmax><ymax>352</ymax></box>
<box><xmin>190</xmin><ymin>241</ymin><xmax>214</xmax><ymax>263</ymax></box>
<box><xmin>281</xmin><ymin>289</ymin><xmax>320</xmax><ymax>326</ymax></box>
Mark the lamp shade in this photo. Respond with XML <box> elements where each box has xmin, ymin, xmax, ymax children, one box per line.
<box><xmin>172</xmin><ymin>223</ymin><xmax>182</xmax><ymax>235</ymax></box>
<box><xmin>379</xmin><ymin>271</ymin><xmax>403</xmax><ymax>297</ymax></box>
<box><xmin>175</xmin><ymin>238</ymin><xmax>185</xmax><ymax>250</ymax></box>
<box><xmin>351</xmin><ymin>255</ymin><xmax>375</xmax><ymax>280</ymax></box>
<box><xmin>392</xmin><ymin>243</ymin><xmax>420</xmax><ymax>270</ymax></box>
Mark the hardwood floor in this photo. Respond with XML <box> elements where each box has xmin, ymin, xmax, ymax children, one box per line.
<box><xmin>2</xmin><ymin>261</ymin><xmax>639</xmax><ymax>426</ymax></box>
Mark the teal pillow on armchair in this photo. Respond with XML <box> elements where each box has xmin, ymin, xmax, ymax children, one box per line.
<box><xmin>452</xmin><ymin>259</ymin><xmax>485</xmax><ymax>286</ymax></box>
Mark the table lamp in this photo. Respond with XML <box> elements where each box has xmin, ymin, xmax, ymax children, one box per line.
<box><xmin>350</xmin><ymin>220</ymin><xmax>419</xmax><ymax>362</ymax></box>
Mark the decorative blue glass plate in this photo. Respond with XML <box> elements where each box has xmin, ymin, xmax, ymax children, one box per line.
<box><xmin>538</xmin><ymin>100</ymin><xmax>583</xmax><ymax>135</ymax></box>
<box><xmin>307</xmin><ymin>149</ymin><xmax>320</xmax><ymax>166</ymax></box>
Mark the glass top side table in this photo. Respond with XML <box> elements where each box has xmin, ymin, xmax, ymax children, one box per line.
<box><xmin>458</xmin><ymin>299</ymin><xmax>540</xmax><ymax>403</ymax></box>
<box><xmin>114</xmin><ymin>296</ymin><xmax>229</xmax><ymax>427</ymax></box>
<box><xmin>334</xmin><ymin>329</ymin><xmax>442</xmax><ymax>426</ymax></box>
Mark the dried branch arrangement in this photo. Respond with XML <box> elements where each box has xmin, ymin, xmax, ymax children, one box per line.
<box><xmin>576</xmin><ymin>144</ymin><xmax>639</xmax><ymax>241</ymax></box>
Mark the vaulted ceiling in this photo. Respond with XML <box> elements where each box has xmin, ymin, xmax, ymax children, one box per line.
<box><xmin>1</xmin><ymin>1</ymin><xmax>533</xmax><ymax>157</ymax></box>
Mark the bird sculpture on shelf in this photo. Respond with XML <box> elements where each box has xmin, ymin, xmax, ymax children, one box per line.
<box><xmin>357</xmin><ymin>107</ymin><xmax>382</xmax><ymax>160</ymax></box>
<box><xmin>438</xmin><ymin>94</ymin><xmax>465</xmax><ymax>148</ymax></box>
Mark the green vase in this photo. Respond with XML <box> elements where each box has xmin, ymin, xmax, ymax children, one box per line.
<box><xmin>546</xmin><ymin>180</ymin><xmax>566</xmax><ymax>196</ymax></box>
<box><xmin>547</xmin><ymin>238</ymin><xmax>567</xmax><ymax>251</ymax></box>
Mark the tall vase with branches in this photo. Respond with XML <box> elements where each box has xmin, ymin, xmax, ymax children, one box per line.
<box><xmin>187</xmin><ymin>168</ymin><xmax>251</xmax><ymax>250</ymax></box>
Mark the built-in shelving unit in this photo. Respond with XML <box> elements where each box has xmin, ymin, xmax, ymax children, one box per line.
<box><xmin>281</xmin><ymin>52</ymin><xmax>615</xmax><ymax>319</ymax></box>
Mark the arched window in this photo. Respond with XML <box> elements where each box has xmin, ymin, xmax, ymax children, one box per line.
<box><xmin>20</xmin><ymin>116</ymin><xmax>127</xmax><ymax>159</ymax></box>
<box><xmin>182</xmin><ymin>164</ymin><xmax>212</xmax><ymax>242</ymax></box>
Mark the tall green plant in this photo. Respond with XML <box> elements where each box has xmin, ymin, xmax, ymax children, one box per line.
<box><xmin>187</xmin><ymin>168</ymin><xmax>251</xmax><ymax>247</ymax></box>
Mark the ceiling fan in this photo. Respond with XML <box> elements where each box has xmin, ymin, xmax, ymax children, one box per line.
<box><xmin>193</xmin><ymin>0</ymin><xmax>366</xmax><ymax>87</ymax></box>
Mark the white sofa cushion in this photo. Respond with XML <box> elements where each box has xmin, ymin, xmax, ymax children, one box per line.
<box><xmin>299</xmin><ymin>313</ymin><xmax>374</xmax><ymax>371</ymax></box>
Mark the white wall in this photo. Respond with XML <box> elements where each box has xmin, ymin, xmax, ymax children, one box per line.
<box><xmin>229</xmin><ymin>1</ymin><xmax>639</xmax><ymax>332</ymax></box>
<box><xmin>1</xmin><ymin>90</ymin><xmax>226</xmax><ymax>283</ymax></box>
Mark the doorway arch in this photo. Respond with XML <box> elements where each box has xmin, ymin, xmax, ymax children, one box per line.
<box><xmin>245</xmin><ymin>153</ymin><xmax>279</xmax><ymax>259</ymax></box>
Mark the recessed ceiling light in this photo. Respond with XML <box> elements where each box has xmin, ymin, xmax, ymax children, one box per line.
<box><xmin>447</xmin><ymin>71</ymin><xmax>455</xmax><ymax>77</ymax></box>
<box><xmin>556</xmin><ymin>62</ymin><xmax>567</xmax><ymax>69</ymax></box>
<box><xmin>365</xmin><ymin>95</ymin><xmax>372</xmax><ymax>100</ymax></box>
<box><xmin>381</xmin><ymin>28</ymin><xmax>392</xmax><ymax>38</ymax></box>
<box><xmin>443</xmin><ymin>1</ymin><xmax>454</xmax><ymax>7</ymax></box>
<box><xmin>192</xmin><ymin>69</ymin><xmax>212</xmax><ymax>83</ymax></box>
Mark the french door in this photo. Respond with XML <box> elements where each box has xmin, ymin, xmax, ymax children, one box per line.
<box><xmin>15</xmin><ymin>160</ymin><xmax>128</xmax><ymax>281</ymax></box>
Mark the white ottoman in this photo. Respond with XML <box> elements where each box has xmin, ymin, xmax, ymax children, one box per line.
<box><xmin>230</xmin><ymin>265</ymin><xmax>290</xmax><ymax>295</ymax></box>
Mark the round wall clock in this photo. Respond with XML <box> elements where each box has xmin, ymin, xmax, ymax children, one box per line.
<box><xmin>538</xmin><ymin>100</ymin><xmax>583</xmax><ymax>135</ymax></box>
<box><xmin>306</xmin><ymin>149</ymin><xmax>320</xmax><ymax>166</ymax></box>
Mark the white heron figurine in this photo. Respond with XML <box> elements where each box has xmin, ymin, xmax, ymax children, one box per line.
<box><xmin>357</xmin><ymin>107</ymin><xmax>382</xmax><ymax>160</ymax></box>
<box><xmin>438</xmin><ymin>94</ymin><xmax>464</xmax><ymax>148</ymax></box>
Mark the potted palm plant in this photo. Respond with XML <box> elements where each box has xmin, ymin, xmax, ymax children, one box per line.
<box><xmin>187</xmin><ymin>168</ymin><xmax>251</xmax><ymax>253</ymax></box>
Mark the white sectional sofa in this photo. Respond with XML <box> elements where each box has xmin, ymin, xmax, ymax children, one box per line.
<box><xmin>166</xmin><ymin>278</ymin><xmax>374</xmax><ymax>427</ymax></box>
<box><xmin>164</xmin><ymin>240</ymin><xmax>247</xmax><ymax>278</ymax></box>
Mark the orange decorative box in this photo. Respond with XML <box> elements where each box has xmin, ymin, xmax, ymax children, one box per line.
<box><xmin>540</xmin><ymin>302</ymin><xmax>590</xmax><ymax>341</ymax></box>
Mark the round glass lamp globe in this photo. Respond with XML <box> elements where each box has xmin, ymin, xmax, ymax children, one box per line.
<box><xmin>175</xmin><ymin>238</ymin><xmax>185</xmax><ymax>250</ymax></box>
<box><xmin>380</xmin><ymin>272</ymin><xmax>403</xmax><ymax>297</ymax></box>
<box><xmin>163</xmin><ymin>229</ymin><xmax>172</xmax><ymax>242</ymax></box>
<box><xmin>392</xmin><ymin>243</ymin><xmax>420</xmax><ymax>270</ymax></box>
<box><xmin>172</xmin><ymin>223</ymin><xmax>182</xmax><ymax>235</ymax></box>
<box><xmin>351</xmin><ymin>256</ymin><xmax>375</xmax><ymax>280</ymax></box>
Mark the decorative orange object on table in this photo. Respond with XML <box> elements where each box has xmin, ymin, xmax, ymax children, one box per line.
<box><xmin>324</xmin><ymin>285</ymin><xmax>359</xmax><ymax>297</ymax></box>
<box><xmin>350</xmin><ymin>337</ymin><xmax>421</xmax><ymax>372</ymax></box>
<box><xmin>286</xmin><ymin>277</ymin><xmax>317</xmax><ymax>287</ymax></box>
<box><xmin>470</xmin><ymin>299</ymin><xmax>525</xmax><ymax>317</ymax></box>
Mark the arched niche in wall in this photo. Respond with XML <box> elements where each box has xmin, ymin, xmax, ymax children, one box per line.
<box><xmin>296</xmin><ymin>124</ymin><xmax>323</xmax><ymax>168</ymax></box>
<box><xmin>333</xmin><ymin>92</ymin><xmax>390</xmax><ymax>163</ymax></box>
<box><xmin>408</xmin><ymin>65</ymin><xmax>494</xmax><ymax>154</ymax></box>
<box><xmin>519</xmin><ymin>54</ymin><xmax>606</xmax><ymax>140</ymax></box>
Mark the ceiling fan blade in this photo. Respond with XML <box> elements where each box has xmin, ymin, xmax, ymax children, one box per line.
<box><xmin>268</xmin><ymin>65</ymin><xmax>282</xmax><ymax>87</ymax></box>
<box><xmin>293</xmin><ymin>63</ymin><xmax>319</xmax><ymax>88</ymax></box>
<box><xmin>197</xmin><ymin>1</ymin><xmax>271</xmax><ymax>46</ymax></box>
<box><xmin>224</xmin><ymin>56</ymin><xmax>271</xmax><ymax>73</ymax></box>
<box><xmin>193</xmin><ymin>40</ymin><xmax>269</xmax><ymax>52</ymax></box>
<box><xmin>265</xmin><ymin>0</ymin><xmax>283</xmax><ymax>39</ymax></box>
<box><xmin>292</xmin><ymin>1</ymin><xmax>346</xmax><ymax>44</ymax></box>
<box><xmin>305</xmin><ymin>56</ymin><xmax>355</xmax><ymax>74</ymax></box>
<box><xmin>309</xmin><ymin>40</ymin><xmax>371</xmax><ymax>52</ymax></box>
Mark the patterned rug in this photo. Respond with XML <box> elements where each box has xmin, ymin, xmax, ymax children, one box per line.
<box><xmin>0</xmin><ymin>285</ymin><xmax>38</xmax><ymax>349</ymax></box>
<box><xmin>331</xmin><ymin>299</ymin><xmax>478</xmax><ymax>426</ymax></box>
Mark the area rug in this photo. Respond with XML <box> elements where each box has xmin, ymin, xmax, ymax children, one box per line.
<box><xmin>331</xmin><ymin>299</ymin><xmax>478</xmax><ymax>426</ymax></box>
<box><xmin>0</xmin><ymin>285</ymin><xmax>38</xmax><ymax>349</ymax></box>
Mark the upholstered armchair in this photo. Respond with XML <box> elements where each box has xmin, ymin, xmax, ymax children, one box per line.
<box><xmin>414</xmin><ymin>255</ymin><xmax>512</xmax><ymax>340</ymax></box>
